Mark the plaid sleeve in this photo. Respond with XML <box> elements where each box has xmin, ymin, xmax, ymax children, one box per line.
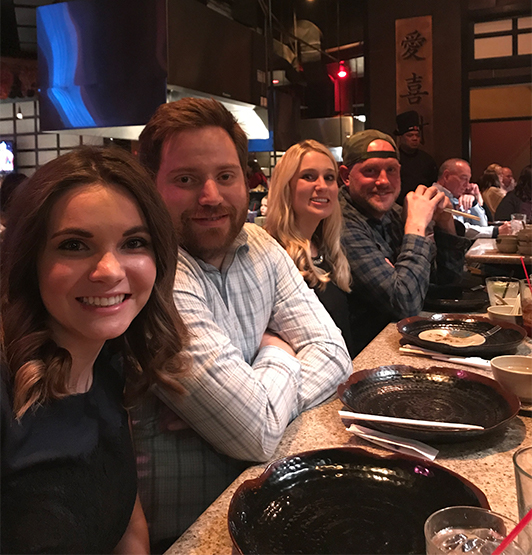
<box><xmin>341</xmin><ymin>211</ymin><xmax>433</xmax><ymax>319</ymax></box>
<box><xmin>155</xmin><ymin>234</ymin><xmax>350</xmax><ymax>463</ymax></box>
<box><xmin>432</xmin><ymin>227</ymin><xmax>471</xmax><ymax>285</ymax></box>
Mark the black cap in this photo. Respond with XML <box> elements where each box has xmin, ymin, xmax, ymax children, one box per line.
<box><xmin>395</xmin><ymin>110</ymin><xmax>426</xmax><ymax>136</ymax></box>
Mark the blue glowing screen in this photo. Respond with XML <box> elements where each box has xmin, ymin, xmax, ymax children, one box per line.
<box><xmin>37</xmin><ymin>0</ymin><xmax>167</xmax><ymax>131</ymax></box>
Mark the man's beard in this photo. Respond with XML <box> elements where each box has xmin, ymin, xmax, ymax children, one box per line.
<box><xmin>178</xmin><ymin>204</ymin><xmax>248</xmax><ymax>265</ymax></box>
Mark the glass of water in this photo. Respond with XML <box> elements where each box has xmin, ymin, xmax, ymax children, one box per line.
<box><xmin>511</xmin><ymin>214</ymin><xmax>527</xmax><ymax>234</ymax></box>
<box><xmin>514</xmin><ymin>446</ymin><xmax>532</xmax><ymax>520</ymax></box>
<box><xmin>486</xmin><ymin>277</ymin><xmax>520</xmax><ymax>307</ymax></box>
<box><xmin>424</xmin><ymin>506</ymin><xmax>531</xmax><ymax>554</ymax></box>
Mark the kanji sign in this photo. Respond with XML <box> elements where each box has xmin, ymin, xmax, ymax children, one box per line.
<box><xmin>400</xmin><ymin>72</ymin><xmax>429</xmax><ymax>105</ymax></box>
<box><xmin>400</xmin><ymin>30</ymin><xmax>427</xmax><ymax>61</ymax></box>
<box><xmin>396</xmin><ymin>16</ymin><xmax>433</xmax><ymax>153</ymax></box>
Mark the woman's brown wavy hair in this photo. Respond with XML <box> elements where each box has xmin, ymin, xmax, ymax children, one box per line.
<box><xmin>1</xmin><ymin>146</ymin><xmax>189</xmax><ymax>418</ymax></box>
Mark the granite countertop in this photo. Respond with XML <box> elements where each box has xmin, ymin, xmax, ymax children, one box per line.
<box><xmin>166</xmin><ymin>323</ymin><xmax>532</xmax><ymax>555</ymax></box>
<box><xmin>465</xmin><ymin>238</ymin><xmax>532</xmax><ymax>265</ymax></box>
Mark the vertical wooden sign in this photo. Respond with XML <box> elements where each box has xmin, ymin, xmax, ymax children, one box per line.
<box><xmin>396</xmin><ymin>16</ymin><xmax>434</xmax><ymax>153</ymax></box>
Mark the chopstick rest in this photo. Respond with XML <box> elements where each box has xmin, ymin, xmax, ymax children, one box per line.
<box><xmin>345</xmin><ymin>423</ymin><xmax>439</xmax><ymax>461</ymax></box>
<box><xmin>339</xmin><ymin>410</ymin><xmax>485</xmax><ymax>431</ymax></box>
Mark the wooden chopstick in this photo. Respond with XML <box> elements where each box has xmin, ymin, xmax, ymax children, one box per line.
<box><xmin>338</xmin><ymin>410</ymin><xmax>485</xmax><ymax>431</ymax></box>
<box><xmin>444</xmin><ymin>208</ymin><xmax>481</xmax><ymax>222</ymax></box>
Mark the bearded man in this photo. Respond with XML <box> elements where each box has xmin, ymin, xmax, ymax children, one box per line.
<box><xmin>132</xmin><ymin>97</ymin><xmax>351</xmax><ymax>552</ymax></box>
<box><xmin>339</xmin><ymin>130</ymin><xmax>470</xmax><ymax>355</ymax></box>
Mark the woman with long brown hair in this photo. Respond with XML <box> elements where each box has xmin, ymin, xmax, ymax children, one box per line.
<box><xmin>265</xmin><ymin>140</ymin><xmax>355</xmax><ymax>357</ymax></box>
<box><xmin>1</xmin><ymin>146</ymin><xmax>188</xmax><ymax>554</ymax></box>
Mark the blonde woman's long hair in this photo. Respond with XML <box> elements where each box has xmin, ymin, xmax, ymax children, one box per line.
<box><xmin>265</xmin><ymin>140</ymin><xmax>351</xmax><ymax>292</ymax></box>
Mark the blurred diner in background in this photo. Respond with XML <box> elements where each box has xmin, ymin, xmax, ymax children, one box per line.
<box><xmin>479</xmin><ymin>167</ymin><xmax>505</xmax><ymax>218</ymax></box>
<box><xmin>495</xmin><ymin>166</ymin><xmax>532</xmax><ymax>222</ymax></box>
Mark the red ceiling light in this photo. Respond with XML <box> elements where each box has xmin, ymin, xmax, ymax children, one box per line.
<box><xmin>337</xmin><ymin>61</ymin><xmax>347</xmax><ymax>79</ymax></box>
<box><xmin>272</xmin><ymin>79</ymin><xmax>280</xmax><ymax>85</ymax></box>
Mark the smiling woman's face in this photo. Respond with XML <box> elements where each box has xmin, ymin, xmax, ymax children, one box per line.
<box><xmin>289</xmin><ymin>150</ymin><xmax>338</xmax><ymax>226</ymax></box>
<box><xmin>38</xmin><ymin>182</ymin><xmax>156</xmax><ymax>352</ymax></box>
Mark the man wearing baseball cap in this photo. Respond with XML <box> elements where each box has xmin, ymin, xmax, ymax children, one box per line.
<box><xmin>394</xmin><ymin>110</ymin><xmax>438</xmax><ymax>205</ymax></box>
<box><xmin>339</xmin><ymin>129</ymin><xmax>470</xmax><ymax>354</ymax></box>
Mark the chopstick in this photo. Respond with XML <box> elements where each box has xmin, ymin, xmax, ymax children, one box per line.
<box><xmin>338</xmin><ymin>410</ymin><xmax>485</xmax><ymax>431</ymax></box>
<box><xmin>398</xmin><ymin>345</ymin><xmax>491</xmax><ymax>369</ymax></box>
<box><xmin>444</xmin><ymin>208</ymin><xmax>481</xmax><ymax>221</ymax></box>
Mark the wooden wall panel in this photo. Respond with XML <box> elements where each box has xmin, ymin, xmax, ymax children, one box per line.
<box><xmin>366</xmin><ymin>0</ymin><xmax>465</xmax><ymax>165</ymax></box>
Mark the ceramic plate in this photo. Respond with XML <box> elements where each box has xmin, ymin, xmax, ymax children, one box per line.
<box><xmin>397</xmin><ymin>313</ymin><xmax>526</xmax><ymax>356</ymax></box>
<box><xmin>337</xmin><ymin>365</ymin><xmax>520</xmax><ymax>442</ymax></box>
<box><xmin>228</xmin><ymin>448</ymin><xmax>489</xmax><ymax>555</ymax></box>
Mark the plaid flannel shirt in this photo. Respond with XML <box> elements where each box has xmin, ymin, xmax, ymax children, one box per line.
<box><xmin>339</xmin><ymin>187</ymin><xmax>469</xmax><ymax>354</ymax></box>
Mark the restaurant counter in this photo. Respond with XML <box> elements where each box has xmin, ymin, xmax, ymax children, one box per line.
<box><xmin>166</xmin><ymin>323</ymin><xmax>532</xmax><ymax>555</ymax></box>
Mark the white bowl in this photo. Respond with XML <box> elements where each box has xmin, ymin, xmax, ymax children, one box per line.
<box><xmin>487</xmin><ymin>305</ymin><xmax>522</xmax><ymax>325</ymax></box>
<box><xmin>491</xmin><ymin>355</ymin><xmax>532</xmax><ymax>403</ymax></box>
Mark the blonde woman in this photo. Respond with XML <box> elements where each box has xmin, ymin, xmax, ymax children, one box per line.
<box><xmin>265</xmin><ymin>140</ymin><xmax>355</xmax><ymax>357</ymax></box>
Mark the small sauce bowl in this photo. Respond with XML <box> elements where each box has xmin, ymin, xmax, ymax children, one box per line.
<box><xmin>491</xmin><ymin>355</ymin><xmax>532</xmax><ymax>403</ymax></box>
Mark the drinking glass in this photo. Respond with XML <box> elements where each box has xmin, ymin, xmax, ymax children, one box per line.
<box><xmin>486</xmin><ymin>277</ymin><xmax>520</xmax><ymax>307</ymax></box>
<box><xmin>511</xmin><ymin>214</ymin><xmax>527</xmax><ymax>234</ymax></box>
<box><xmin>514</xmin><ymin>446</ymin><xmax>532</xmax><ymax>521</ymax></box>
<box><xmin>520</xmin><ymin>279</ymin><xmax>532</xmax><ymax>337</ymax></box>
<box><xmin>424</xmin><ymin>506</ymin><xmax>530</xmax><ymax>554</ymax></box>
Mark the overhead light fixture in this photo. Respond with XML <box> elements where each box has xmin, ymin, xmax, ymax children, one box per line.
<box><xmin>16</xmin><ymin>107</ymin><xmax>23</xmax><ymax>119</ymax></box>
<box><xmin>337</xmin><ymin>61</ymin><xmax>348</xmax><ymax>79</ymax></box>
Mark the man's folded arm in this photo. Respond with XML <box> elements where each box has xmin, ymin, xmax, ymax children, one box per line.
<box><xmin>342</xmin><ymin>225</ymin><xmax>432</xmax><ymax>319</ymax></box>
<box><xmin>155</xmin><ymin>285</ymin><xmax>301</xmax><ymax>462</ymax></box>
<box><xmin>263</xmin><ymin>245</ymin><xmax>352</xmax><ymax>413</ymax></box>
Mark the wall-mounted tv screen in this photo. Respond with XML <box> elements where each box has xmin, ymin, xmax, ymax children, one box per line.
<box><xmin>0</xmin><ymin>140</ymin><xmax>16</xmax><ymax>173</ymax></box>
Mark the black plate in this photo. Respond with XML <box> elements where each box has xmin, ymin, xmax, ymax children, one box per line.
<box><xmin>337</xmin><ymin>365</ymin><xmax>520</xmax><ymax>442</ymax></box>
<box><xmin>228</xmin><ymin>448</ymin><xmax>489</xmax><ymax>555</ymax></box>
<box><xmin>398</xmin><ymin>313</ymin><xmax>526</xmax><ymax>356</ymax></box>
<box><xmin>423</xmin><ymin>284</ymin><xmax>489</xmax><ymax>312</ymax></box>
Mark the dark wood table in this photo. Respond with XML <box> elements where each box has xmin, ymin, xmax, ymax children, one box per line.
<box><xmin>466</xmin><ymin>238</ymin><xmax>532</xmax><ymax>265</ymax></box>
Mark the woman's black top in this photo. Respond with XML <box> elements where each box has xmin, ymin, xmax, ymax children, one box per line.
<box><xmin>1</xmin><ymin>349</ymin><xmax>137</xmax><ymax>554</ymax></box>
<box><xmin>312</xmin><ymin>258</ymin><xmax>357</xmax><ymax>359</ymax></box>
<box><xmin>494</xmin><ymin>191</ymin><xmax>532</xmax><ymax>221</ymax></box>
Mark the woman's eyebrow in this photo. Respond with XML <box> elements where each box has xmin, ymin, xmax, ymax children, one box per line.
<box><xmin>50</xmin><ymin>228</ymin><xmax>92</xmax><ymax>239</ymax></box>
<box><xmin>123</xmin><ymin>226</ymin><xmax>150</xmax><ymax>237</ymax></box>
